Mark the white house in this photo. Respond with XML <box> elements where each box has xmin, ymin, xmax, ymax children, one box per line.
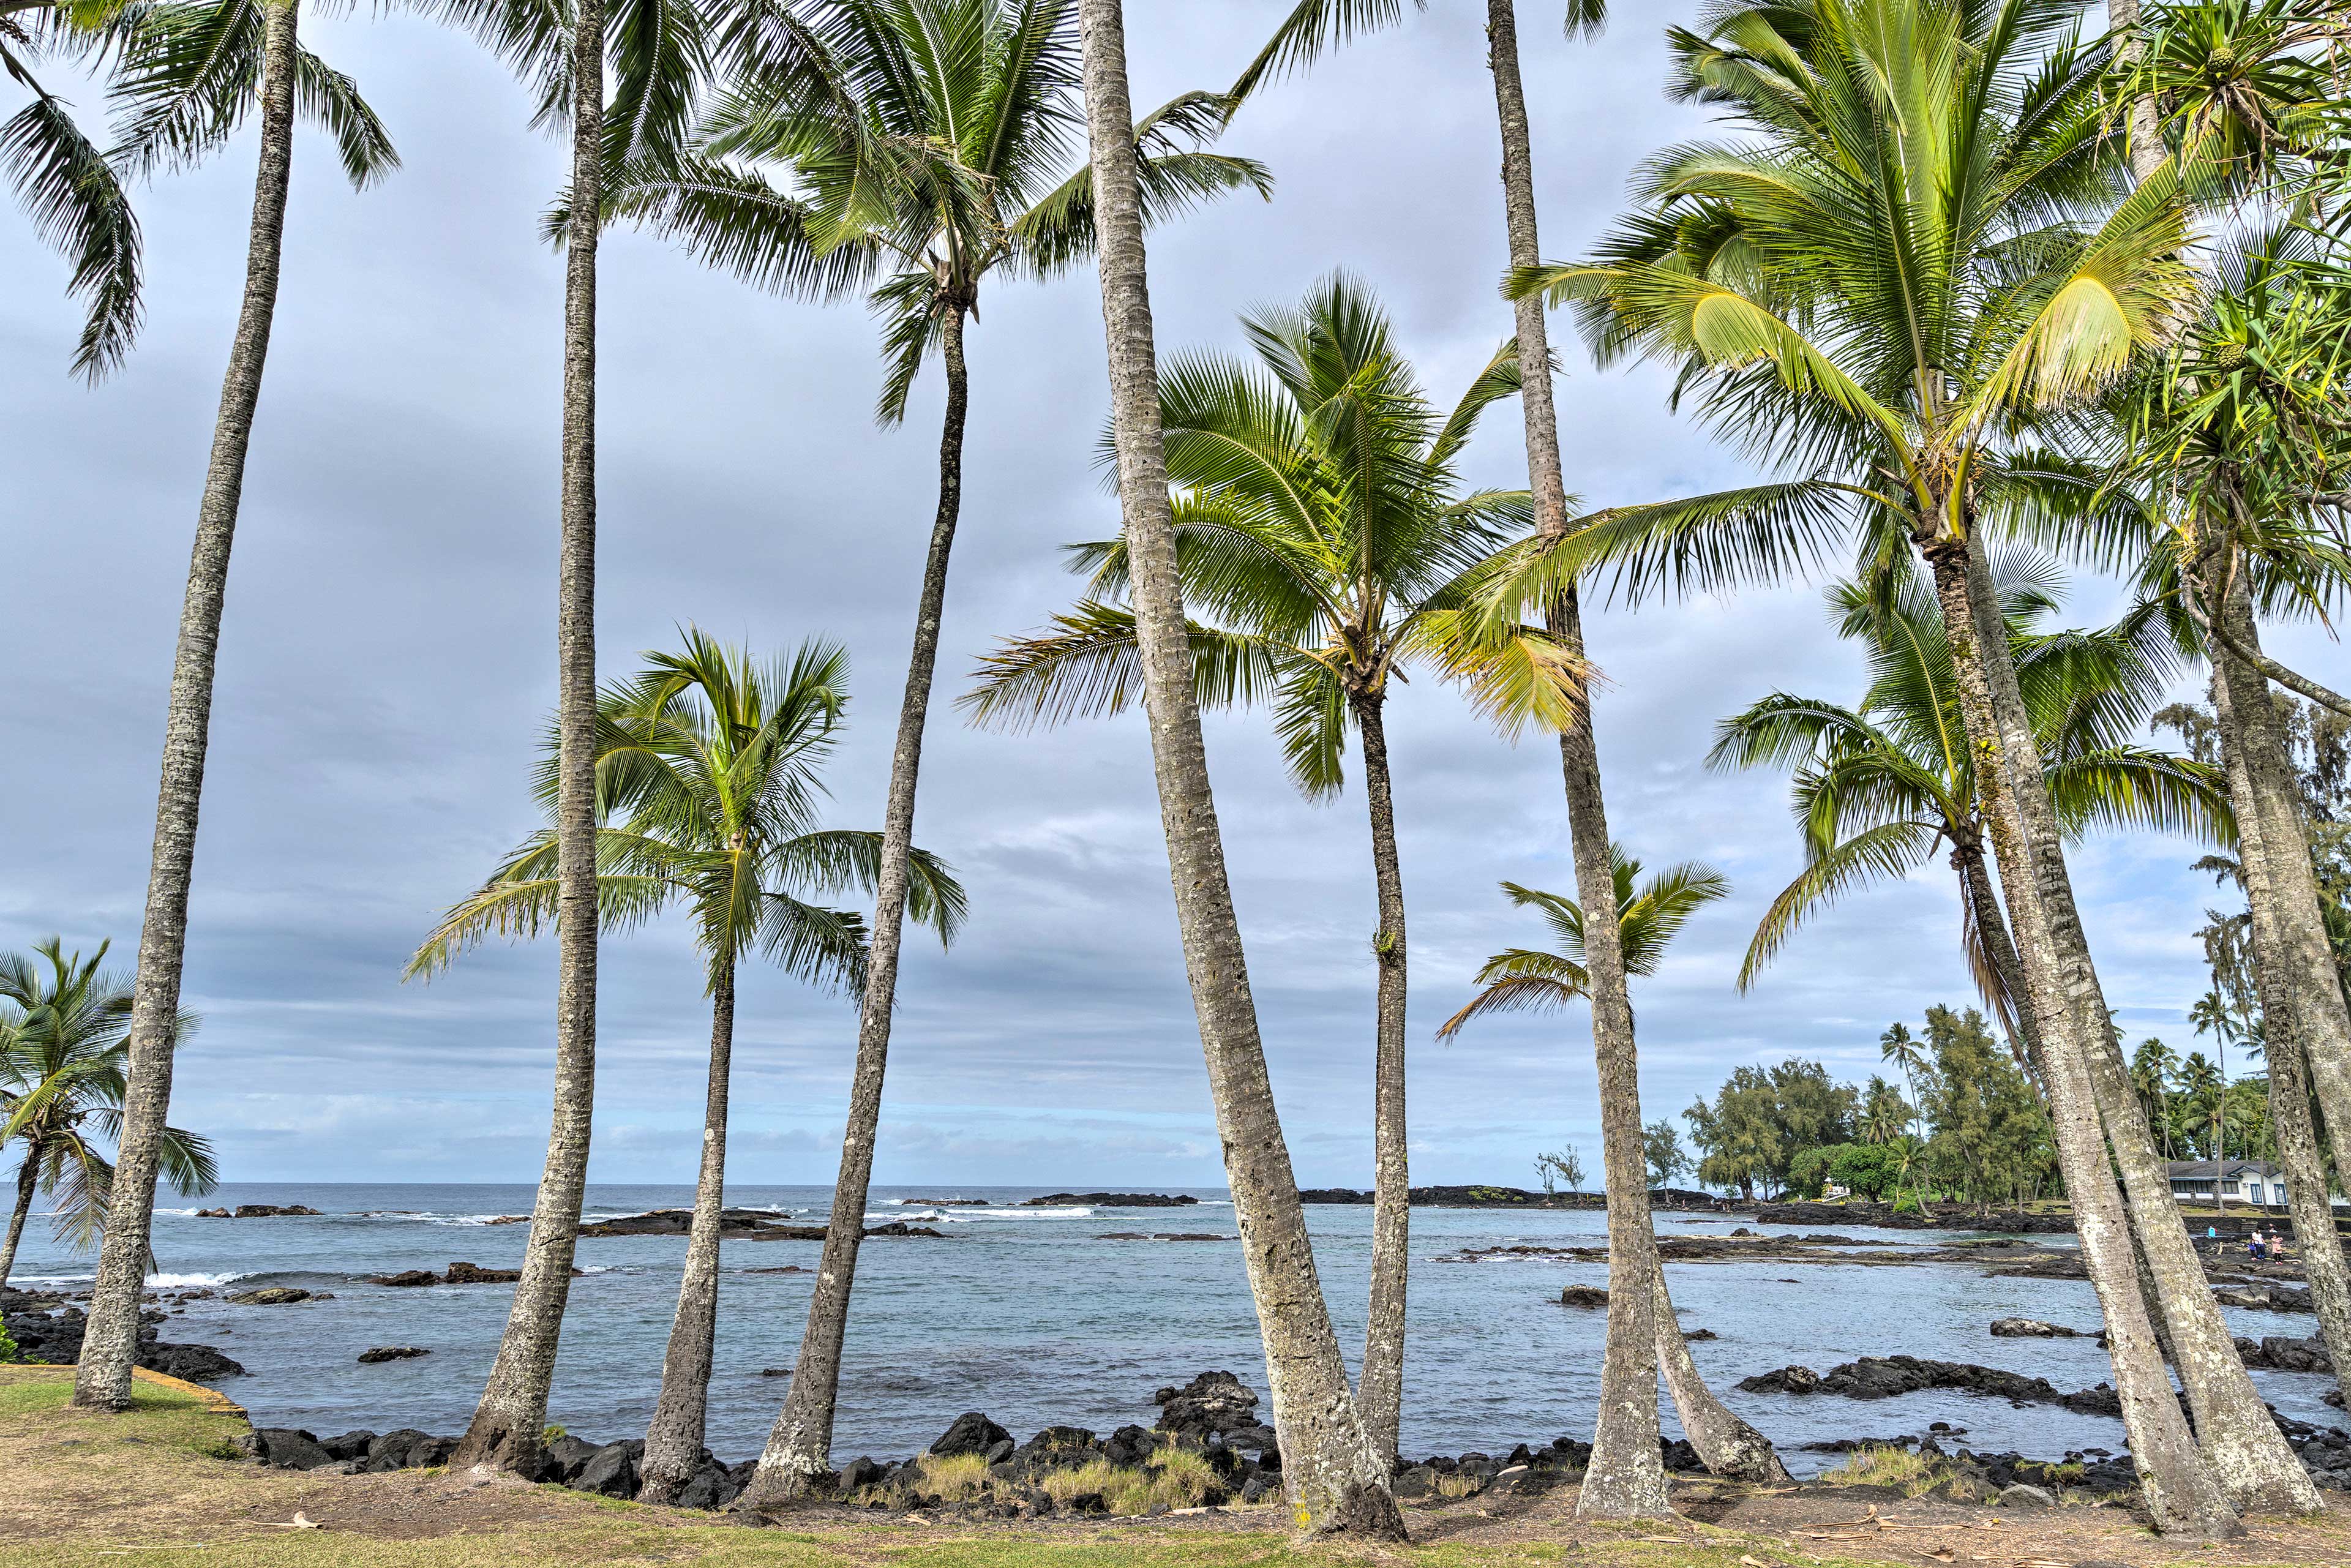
<box><xmin>2165</xmin><ymin>1158</ymin><xmax>2304</xmax><ymax>1207</ymax></box>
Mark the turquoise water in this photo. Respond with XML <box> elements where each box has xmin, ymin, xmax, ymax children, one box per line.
<box><xmin>10</xmin><ymin>1182</ymin><xmax>2335</xmax><ymax>1470</ymax></box>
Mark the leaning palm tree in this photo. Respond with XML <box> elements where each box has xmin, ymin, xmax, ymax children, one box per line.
<box><xmin>2</xmin><ymin>0</ymin><xmax>143</xmax><ymax>376</ymax></box>
<box><xmin>604</xmin><ymin>1</ymin><xmax>1267</xmax><ymax>1507</ymax></box>
<box><xmin>1069</xmin><ymin>0</ymin><xmax>1403</xmax><ymax>1537</ymax></box>
<box><xmin>1500</xmin><ymin>0</ymin><xmax>2297</xmax><ymax>1526</ymax></box>
<box><xmin>965</xmin><ymin>272</ymin><xmax>1543</xmax><ymax>1469</ymax></box>
<box><xmin>408</xmin><ymin>629</ymin><xmax>963</xmax><ymax>1504</ymax></box>
<box><xmin>0</xmin><ymin>939</ymin><xmax>214</xmax><ymax>1292</ymax></box>
<box><xmin>1718</xmin><ymin>569</ymin><xmax>2232</xmax><ymax>1070</ymax></box>
<box><xmin>71</xmin><ymin>0</ymin><xmax>398</xmax><ymax>1412</ymax></box>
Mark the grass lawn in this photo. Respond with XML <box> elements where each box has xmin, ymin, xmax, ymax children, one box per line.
<box><xmin>2</xmin><ymin>1364</ymin><xmax>2345</xmax><ymax>1568</ymax></box>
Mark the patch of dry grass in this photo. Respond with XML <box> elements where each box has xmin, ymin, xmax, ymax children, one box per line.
<box><xmin>1817</xmin><ymin>1444</ymin><xmax>1938</xmax><ymax>1496</ymax></box>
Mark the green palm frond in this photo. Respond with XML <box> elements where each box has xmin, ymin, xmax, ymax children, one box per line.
<box><xmin>0</xmin><ymin>66</ymin><xmax>143</xmax><ymax>378</ymax></box>
<box><xmin>293</xmin><ymin>44</ymin><xmax>397</xmax><ymax>187</ymax></box>
<box><xmin>1738</xmin><ymin>819</ymin><xmax>1941</xmax><ymax>989</ymax></box>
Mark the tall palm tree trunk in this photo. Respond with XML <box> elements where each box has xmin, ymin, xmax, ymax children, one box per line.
<box><xmin>640</xmin><ymin>953</ymin><xmax>740</xmax><ymax>1504</ymax></box>
<box><xmin>1949</xmin><ymin>534</ymin><xmax>2316</xmax><ymax>1517</ymax></box>
<box><xmin>0</xmin><ymin>1150</ymin><xmax>39</xmax><ymax>1292</ymax></box>
<box><xmin>70</xmin><ymin>0</ymin><xmax>299</xmax><ymax>1412</ymax></box>
<box><xmin>2208</xmin><ymin>571</ymin><xmax>2351</xmax><ymax>1400</ymax></box>
<box><xmin>1349</xmin><ymin>691</ymin><xmax>1409</xmax><ymax>1472</ymax></box>
<box><xmin>449</xmin><ymin>0</ymin><xmax>605</xmax><ymax>1472</ymax></box>
<box><xmin>1486</xmin><ymin>0</ymin><xmax>1771</xmax><ymax>1507</ymax></box>
<box><xmin>1073</xmin><ymin>1</ymin><xmax>1401</xmax><ymax>1538</ymax></box>
<box><xmin>740</xmin><ymin>301</ymin><xmax>972</xmax><ymax>1509</ymax></box>
<box><xmin>1916</xmin><ymin>537</ymin><xmax>2240</xmax><ymax>1536</ymax></box>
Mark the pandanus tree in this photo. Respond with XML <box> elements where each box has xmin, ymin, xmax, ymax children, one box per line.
<box><xmin>964</xmin><ymin>271</ymin><xmax>1558</xmax><ymax>1469</ymax></box>
<box><xmin>1227</xmin><ymin>0</ymin><xmax>1794</xmax><ymax>1512</ymax></box>
<box><xmin>2</xmin><ymin>0</ymin><xmax>143</xmax><ymax>375</ymax></box>
<box><xmin>596</xmin><ymin>1</ymin><xmax>1267</xmax><ymax>1502</ymax></box>
<box><xmin>0</xmin><ymin>939</ymin><xmax>214</xmax><ymax>1291</ymax></box>
<box><xmin>1500</xmin><ymin>0</ymin><xmax>2308</xmax><ymax>1527</ymax></box>
<box><xmin>1717</xmin><ymin>566</ymin><xmax>2232</xmax><ymax>1071</ymax></box>
<box><xmin>72</xmin><ymin>0</ymin><xmax>397</xmax><ymax>1411</ymax></box>
<box><xmin>408</xmin><ymin>629</ymin><xmax>964</xmax><ymax>1504</ymax></box>
<box><xmin>1070</xmin><ymin>0</ymin><xmax>1403</xmax><ymax>1537</ymax></box>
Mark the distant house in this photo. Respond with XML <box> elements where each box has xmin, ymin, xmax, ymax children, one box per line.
<box><xmin>2164</xmin><ymin>1158</ymin><xmax>2314</xmax><ymax>1208</ymax></box>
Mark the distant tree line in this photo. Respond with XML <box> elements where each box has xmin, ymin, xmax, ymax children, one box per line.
<box><xmin>1683</xmin><ymin>1006</ymin><xmax>2057</xmax><ymax>1215</ymax></box>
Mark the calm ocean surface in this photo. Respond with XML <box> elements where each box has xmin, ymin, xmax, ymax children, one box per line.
<box><xmin>12</xmin><ymin>1182</ymin><xmax>2336</xmax><ymax>1472</ymax></box>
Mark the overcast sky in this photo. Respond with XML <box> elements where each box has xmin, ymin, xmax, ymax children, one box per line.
<box><xmin>0</xmin><ymin>1</ymin><xmax>2290</xmax><ymax>1187</ymax></box>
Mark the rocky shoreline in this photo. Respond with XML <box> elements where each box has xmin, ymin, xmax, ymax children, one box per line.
<box><xmin>574</xmin><ymin>1209</ymin><xmax>947</xmax><ymax>1240</ymax></box>
<box><xmin>227</xmin><ymin>1365</ymin><xmax>2214</xmax><ymax>1517</ymax></box>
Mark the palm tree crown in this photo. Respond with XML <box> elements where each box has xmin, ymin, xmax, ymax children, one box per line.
<box><xmin>608</xmin><ymin>0</ymin><xmax>1269</xmax><ymax>423</ymax></box>
<box><xmin>0</xmin><ymin>939</ymin><xmax>214</xmax><ymax>1264</ymax></box>
<box><xmin>1436</xmin><ymin>846</ymin><xmax>1730</xmax><ymax>1038</ymax></box>
<box><xmin>410</xmin><ymin>628</ymin><xmax>964</xmax><ymax>985</ymax></box>
<box><xmin>1714</xmin><ymin>560</ymin><xmax>2232</xmax><ymax>1022</ymax></box>
<box><xmin>964</xmin><ymin>271</ymin><xmax>1566</xmax><ymax>771</ymax></box>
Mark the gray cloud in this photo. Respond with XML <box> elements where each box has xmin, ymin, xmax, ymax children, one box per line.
<box><xmin>1</xmin><ymin>2</ymin><xmax>2259</xmax><ymax>1184</ymax></box>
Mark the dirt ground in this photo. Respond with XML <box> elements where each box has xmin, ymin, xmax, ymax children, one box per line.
<box><xmin>7</xmin><ymin>1365</ymin><xmax>2351</xmax><ymax>1567</ymax></box>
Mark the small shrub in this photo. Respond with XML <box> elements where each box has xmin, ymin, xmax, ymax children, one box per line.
<box><xmin>0</xmin><ymin>1324</ymin><xmax>18</xmax><ymax>1364</ymax></box>
<box><xmin>1435</xmin><ymin>1470</ymin><xmax>1487</xmax><ymax>1499</ymax></box>
<box><xmin>541</xmin><ymin>1424</ymin><xmax>566</xmax><ymax>1446</ymax></box>
<box><xmin>1821</xmin><ymin>1444</ymin><xmax>1938</xmax><ymax>1495</ymax></box>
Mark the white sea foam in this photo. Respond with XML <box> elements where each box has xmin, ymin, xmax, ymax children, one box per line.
<box><xmin>146</xmin><ymin>1271</ymin><xmax>242</xmax><ymax>1289</ymax></box>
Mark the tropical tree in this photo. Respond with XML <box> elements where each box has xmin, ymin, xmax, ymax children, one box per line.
<box><xmin>1858</xmin><ymin>1077</ymin><xmax>1911</xmax><ymax>1148</ymax></box>
<box><xmin>965</xmin><ymin>271</ymin><xmax>1542</xmax><ymax>1468</ymax></box>
<box><xmin>2132</xmin><ymin>1038</ymin><xmax>2182</xmax><ymax>1156</ymax></box>
<box><xmin>600</xmin><ymin>2</ymin><xmax>1265</xmax><ymax>1501</ymax></box>
<box><xmin>72</xmin><ymin>0</ymin><xmax>400</xmax><ymax>1412</ymax></box>
<box><xmin>1067</xmin><ymin>0</ymin><xmax>1401</xmax><ymax>1536</ymax></box>
<box><xmin>1715</xmin><ymin>568</ymin><xmax>2231</xmax><ymax>1071</ymax></box>
<box><xmin>0</xmin><ymin>939</ymin><xmax>213</xmax><ymax>1291</ymax></box>
<box><xmin>407</xmin><ymin>630</ymin><xmax>964</xmax><ymax>1504</ymax></box>
<box><xmin>1437</xmin><ymin>849</ymin><xmax>1787</xmax><ymax>1485</ymax></box>
<box><xmin>410</xmin><ymin>0</ymin><xmax>708</xmax><ymax>1474</ymax></box>
<box><xmin>1223</xmin><ymin>0</ymin><xmax>1731</xmax><ymax>1518</ymax></box>
<box><xmin>2</xmin><ymin>0</ymin><xmax>143</xmax><ymax>375</ymax></box>
<box><xmin>1643</xmin><ymin>1119</ymin><xmax>1689</xmax><ymax>1187</ymax></box>
<box><xmin>1501</xmin><ymin>0</ymin><xmax>2296</xmax><ymax>1525</ymax></box>
<box><xmin>1436</xmin><ymin>851</ymin><xmax>1728</xmax><ymax>1040</ymax></box>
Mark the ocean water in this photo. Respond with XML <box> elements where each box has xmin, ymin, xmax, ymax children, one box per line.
<box><xmin>9</xmin><ymin>1182</ymin><xmax>2337</xmax><ymax>1472</ymax></box>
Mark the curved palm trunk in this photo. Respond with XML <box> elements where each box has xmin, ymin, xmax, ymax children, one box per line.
<box><xmin>71</xmin><ymin>0</ymin><xmax>300</xmax><ymax>1411</ymax></box>
<box><xmin>0</xmin><ymin>1150</ymin><xmax>39</xmax><ymax>1292</ymax></box>
<box><xmin>639</xmin><ymin>953</ymin><xmax>739</xmax><ymax>1504</ymax></box>
<box><xmin>1486</xmin><ymin>0</ymin><xmax>1757</xmax><ymax>1514</ymax></box>
<box><xmin>2208</xmin><ymin>571</ymin><xmax>2351</xmax><ymax>1401</ymax></box>
<box><xmin>739</xmin><ymin>302</ymin><xmax>971</xmax><ymax>1509</ymax></box>
<box><xmin>1350</xmin><ymin>692</ymin><xmax>1409</xmax><ymax>1471</ymax></box>
<box><xmin>1652</xmin><ymin>1270</ymin><xmax>1787</xmax><ymax>1482</ymax></box>
<box><xmin>1949</xmin><ymin>535</ymin><xmax>2315</xmax><ymax>1517</ymax></box>
<box><xmin>448</xmin><ymin>0</ymin><xmax>605</xmax><ymax>1472</ymax></box>
<box><xmin>1919</xmin><ymin>538</ymin><xmax>2240</xmax><ymax>1536</ymax></box>
<box><xmin>1073</xmin><ymin>2</ymin><xmax>1401</xmax><ymax>1538</ymax></box>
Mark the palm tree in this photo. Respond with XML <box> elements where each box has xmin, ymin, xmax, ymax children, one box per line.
<box><xmin>1436</xmin><ymin>850</ymin><xmax>1788</xmax><ymax>1486</ymax></box>
<box><xmin>1435</xmin><ymin>849</ymin><xmax>1728</xmax><ymax>1038</ymax></box>
<box><xmin>2189</xmin><ymin>1007</ymin><xmax>2235</xmax><ymax>1198</ymax></box>
<box><xmin>602</xmin><ymin>4</ymin><xmax>1266</xmax><ymax>1500</ymax></box>
<box><xmin>1068</xmin><ymin>0</ymin><xmax>1402</xmax><ymax>1537</ymax></box>
<box><xmin>407</xmin><ymin>629</ymin><xmax>964</xmax><ymax>1504</ymax></box>
<box><xmin>2132</xmin><ymin>1038</ymin><xmax>2181</xmax><ymax>1157</ymax></box>
<box><xmin>1223</xmin><ymin>0</ymin><xmax>1712</xmax><ymax>1521</ymax></box>
<box><xmin>1718</xmin><ymin>569</ymin><xmax>2230</xmax><ymax>1076</ymax></box>
<box><xmin>70</xmin><ymin>0</ymin><xmax>398</xmax><ymax>1413</ymax></box>
<box><xmin>1502</xmin><ymin>0</ymin><xmax>2293</xmax><ymax>1525</ymax></box>
<box><xmin>2</xmin><ymin>0</ymin><xmax>143</xmax><ymax>376</ymax></box>
<box><xmin>1858</xmin><ymin>1078</ymin><xmax>1910</xmax><ymax>1148</ymax></box>
<box><xmin>965</xmin><ymin>271</ymin><xmax>1542</xmax><ymax>1468</ymax></box>
<box><xmin>0</xmin><ymin>940</ymin><xmax>214</xmax><ymax>1291</ymax></box>
<box><xmin>421</xmin><ymin>0</ymin><xmax>705</xmax><ymax>1474</ymax></box>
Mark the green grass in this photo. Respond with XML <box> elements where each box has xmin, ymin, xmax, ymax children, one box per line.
<box><xmin>1816</xmin><ymin>1444</ymin><xmax>1939</xmax><ymax>1496</ymax></box>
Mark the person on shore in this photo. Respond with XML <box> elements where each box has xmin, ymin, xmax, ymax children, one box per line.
<box><xmin>2248</xmin><ymin>1231</ymin><xmax>2268</xmax><ymax>1261</ymax></box>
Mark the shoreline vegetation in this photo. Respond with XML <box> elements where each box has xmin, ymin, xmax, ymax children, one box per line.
<box><xmin>9</xmin><ymin>1361</ymin><xmax>2351</xmax><ymax>1566</ymax></box>
<box><xmin>17</xmin><ymin>0</ymin><xmax>2351</xmax><ymax>1547</ymax></box>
